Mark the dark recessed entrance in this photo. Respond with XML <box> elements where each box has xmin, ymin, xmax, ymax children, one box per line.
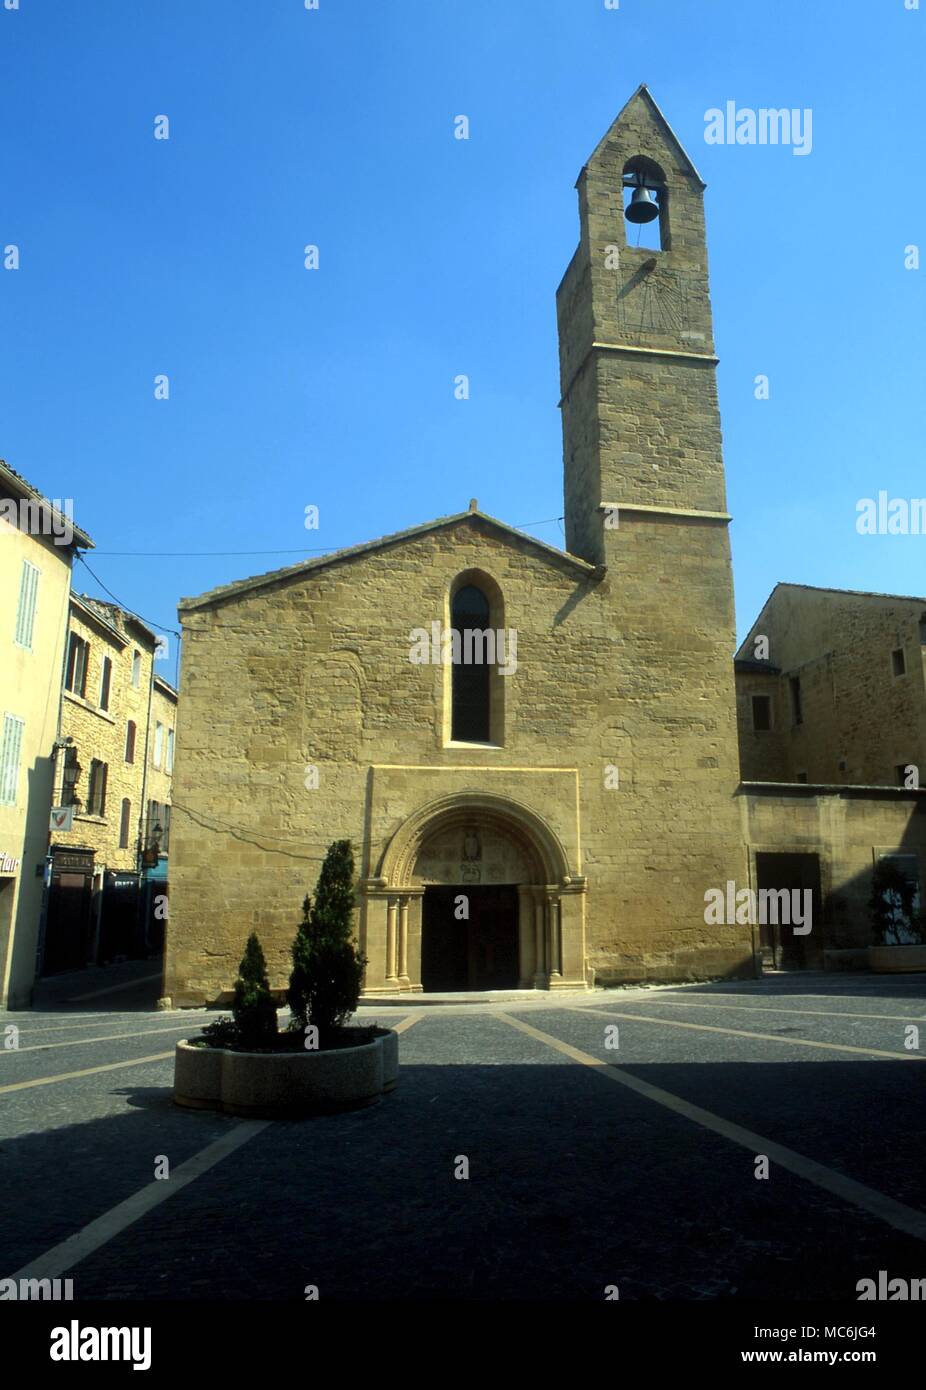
<box><xmin>421</xmin><ymin>884</ymin><xmax>519</xmax><ymax>991</ymax></box>
<box><xmin>755</xmin><ymin>852</ymin><xmax>822</xmax><ymax>969</ymax></box>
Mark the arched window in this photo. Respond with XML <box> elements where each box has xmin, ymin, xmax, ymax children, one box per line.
<box><xmin>622</xmin><ymin>156</ymin><xmax>668</xmax><ymax>252</ymax></box>
<box><xmin>451</xmin><ymin>583</ymin><xmax>491</xmax><ymax>742</ymax></box>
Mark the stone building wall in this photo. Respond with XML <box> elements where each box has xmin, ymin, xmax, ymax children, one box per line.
<box><xmin>736</xmin><ymin>586</ymin><xmax>926</xmax><ymax>786</ymax></box>
<box><xmin>165</xmin><ymin>510</ymin><xmax>754</xmax><ymax>1005</ymax></box>
<box><xmin>739</xmin><ymin>786</ymin><xmax>926</xmax><ymax>959</ymax></box>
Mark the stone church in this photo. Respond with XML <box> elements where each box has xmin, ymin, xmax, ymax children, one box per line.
<box><xmin>163</xmin><ymin>87</ymin><xmax>924</xmax><ymax>1006</ymax></box>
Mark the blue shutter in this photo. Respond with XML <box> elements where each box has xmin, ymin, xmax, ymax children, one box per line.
<box><xmin>14</xmin><ymin>561</ymin><xmax>40</xmax><ymax>650</ymax></box>
<box><xmin>0</xmin><ymin>714</ymin><xmax>25</xmax><ymax>805</ymax></box>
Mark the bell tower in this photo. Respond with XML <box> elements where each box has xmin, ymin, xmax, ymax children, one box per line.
<box><xmin>557</xmin><ymin>84</ymin><xmax>731</xmax><ymax>567</ymax></box>
<box><xmin>556</xmin><ymin>86</ymin><xmax>748</xmax><ymax>975</ymax></box>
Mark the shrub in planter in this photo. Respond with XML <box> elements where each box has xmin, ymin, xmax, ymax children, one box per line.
<box><xmin>200</xmin><ymin>932</ymin><xmax>277</xmax><ymax>1049</ymax></box>
<box><xmin>288</xmin><ymin>839</ymin><xmax>366</xmax><ymax>1040</ymax></box>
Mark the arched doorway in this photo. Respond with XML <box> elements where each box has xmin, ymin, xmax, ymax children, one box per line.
<box><xmin>360</xmin><ymin>793</ymin><xmax>588</xmax><ymax>993</ymax></box>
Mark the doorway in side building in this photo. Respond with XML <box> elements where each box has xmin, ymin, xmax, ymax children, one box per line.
<box><xmin>754</xmin><ymin>852</ymin><xmax>823</xmax><ymax>969</ymax></box>
<box><xmin>421</xmin><ymin>885</ymin><xmax>519</xmax><ymax>991</ymax></box>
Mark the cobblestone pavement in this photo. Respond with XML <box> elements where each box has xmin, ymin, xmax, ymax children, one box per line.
<box><xmin>1</xmin><ymin>972</ymin><xmax>925</xmax><ymax>1301</ymax></box>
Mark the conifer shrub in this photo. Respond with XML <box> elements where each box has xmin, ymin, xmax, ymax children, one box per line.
<box><xmin>288</xmin><ymin>840</ymin><xmax>366</xmax><ymax>1039</ymax></box>
<box><xmin>229</xmin><ymin>931</ymin><xmax>278</xmax><ymax>1046</ymax></box>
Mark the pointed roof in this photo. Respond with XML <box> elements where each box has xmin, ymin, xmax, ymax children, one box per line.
<box><xmin>735</xmin><ymin>581</ymin><xmax>926</xmax><ymax>660</ymax></box>
<box><xmin>179</xmin><ymin>506</ymin><xmax>602</xmax><ymax>614</ymax></box>
<box><xmin>583</xmin><ymin>84</ymin><xmax>706</xmax><ymax>188</ymax></box>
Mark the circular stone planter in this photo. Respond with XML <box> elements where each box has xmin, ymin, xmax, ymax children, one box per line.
<box><xmin>867</xmin><ymin>944</ymin><xmax>926</xmax><ymax>974</ymax></box>
<box><xmin>174</xmin><ymin>1028</ymin><xmax>398</xmax><ymax>1117</ymax></box>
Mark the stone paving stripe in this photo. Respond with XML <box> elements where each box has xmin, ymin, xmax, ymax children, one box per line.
<box><xmin>4</xmin><ymin>1121</ymin><xmax>270</xmax><ymax>1281</ymax></box>
<box><xmin>66</xmin><ymin>974</ymin><xmax>164</xmax><ymax>1002</ymax></box>
<box><xmin>390</xmin><ymin>1015</ymin><xmax>424</xmax><ymax>1034</ymax></box>
<box><xmin>3</xmin><ymin>1023</ymin><xmax>209</xmax><ymax>1055</ymax></box>
<box><xmin>563</xmin><ymin>1004</ymin><xmax>926</xmax><ymax>1062</ymax></box>
<box><xmin>0</xmin><ymin>1051</ymin><xmax>175</xmax><ymax>1094</ymax></box>
<box><xmin>496</xmin><ymin>1012</ymin><xmax>926</xmax><ymax>1244</ymax></box>
<box><xmin>587</xmin><ymin>998</ymin><xmax>926</xmax><ymax>1024</ymax></box>
<box><xmin>7</xmin><ymin>1011</ymin><xmax>212</xmax><ymax>1037</ymax></box>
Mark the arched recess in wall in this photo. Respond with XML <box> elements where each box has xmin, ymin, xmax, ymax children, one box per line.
<box><xmin>444</xmin><ymin>569</ymin><xmax>507</xmax><ymax>746</ymax></box>
<box><xmin>310</xmin><ymin>648</ymin><xmax>364</xmax><ymax>762</ymax></box>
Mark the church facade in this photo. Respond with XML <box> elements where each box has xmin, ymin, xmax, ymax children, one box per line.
<box><xmin>163</xmin><ymin>87</ymin><xmax>923</xmax><ymax>1007</ymax></box>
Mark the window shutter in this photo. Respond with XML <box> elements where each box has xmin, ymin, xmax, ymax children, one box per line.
<box><xmin>99</xmin><ymin>657</ymin><xmax>112</xmax><ymax>710</ymax></box>
<box><xmin>14</xmin><ymin>561</ymin><xmax>40</xmax><ymax>650</ymax></box>
<box><xmin>0</xmin><ymin>714</ymin><xmax>26</xmax><ymax>805</ymax></box>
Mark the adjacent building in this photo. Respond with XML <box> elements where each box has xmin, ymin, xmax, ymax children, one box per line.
<box><xmin>0</xmin><ymin>459</ymin><xmax>93</xmax><ymax>1009</ymax></box>
<box><xmin>41</xmin><ymin>596</ymin><xmax>176</xmax><ymax>973</ymax></box>
<box><xmin>734</xmin><ymin>583</ymin><xmax>926</xmax><ymax>967</ymax></box>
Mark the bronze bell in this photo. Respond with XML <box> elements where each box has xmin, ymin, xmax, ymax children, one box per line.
<box><xmin>625</xmin><ymin>185</ymin><xmax>659</xmax><ymax>224</ymax></box>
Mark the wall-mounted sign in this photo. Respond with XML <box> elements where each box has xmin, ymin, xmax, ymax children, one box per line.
<box><xmin>0</xmin><ymin>852</ymin><xmax>21</xmax><ymax>874</ymax></box>
<box><xmin>49</xmin><ymin>848</ymin><xmax>95</xmax><ymax>872</ymax></box>
<box><xmin>50</xmin><ymin>806</ymin><xmax>75</xmax><ymax>832</ymax></box>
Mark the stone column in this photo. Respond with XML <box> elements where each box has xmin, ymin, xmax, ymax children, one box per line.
<box><xmin>556</xmin><ymin>878</ymin><xmax>589</xmax><ymax>988</ymax></box>
<box><xmin>398</xmin><ymin>896</ymin><xmax>410</xmax><ymax>986</ymax></box>
<box><xmin>386</xmin><ymin>898</ymin><xmax>399</xmax><ymax>986</ymax></box>
<box><xmin>547</xmin><ymin>891</ymin><xmax>562</xmax><ymax>981</ymax></box>
<box><xmin>532</xmin><ymin>889</ymin><xmax>547</xmax><ymax>988</ymax></box>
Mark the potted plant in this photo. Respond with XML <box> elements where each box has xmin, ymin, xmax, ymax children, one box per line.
<box><xmin>866</xmin><ymin>858</ymin><xmax>926</xmax><ymax>973</ymax></box>
<box><xmin>174</xmin><ymin>840</ymin><xmax>398</xmax><ymax>1114</ymax></box>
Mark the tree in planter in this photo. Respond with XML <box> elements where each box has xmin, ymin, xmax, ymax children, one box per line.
<box><xmin>868</xmin><ymin>859</ymin><xmax>925</xmax><ymax>946</ymax></box>
<box><xmin>288</xmin><ymin>840</ymin><xmax>366</xmax><ymax>1039</ymax></box>
<box><xmin>231</xmin><ymin>932</ymin><xmax>278</xmax><ymax>1046</ymax></box>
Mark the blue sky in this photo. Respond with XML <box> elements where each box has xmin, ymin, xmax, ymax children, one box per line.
<box><xmin>2</xmin><ymin>0</ymin><xmax>924</xmax><ymax>683</ymax></box>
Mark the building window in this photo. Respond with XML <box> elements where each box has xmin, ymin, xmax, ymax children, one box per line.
<box><xmin>166</xmin><ymin>728</ymin><xmax>174</xmax><ymax>774</ymax></box>
<box><xmin>153</xmin><ymin>722</ymin><xmax>164</xmax><ymax>768</ymax></box>
<box><xmin>119</xmin><ymin>798</ymin><xmax>131</xmax><ymax>849</ymax></box>
<box><xmin>0</xmin><ymin>714</ymin><xmax>25</xmax><ymax>806</ymax></box>
<box><xmin>891</xmin><ymin>647</ymin><xmax>906</xmax><ymax>677</ymax></box>
<box><xmin>14</xmin><ymin>560</ymin><xmax>40</xmax><ymax>651</ymax></box>
<box><xmin>99</xmin><ymin>656</ymin><xmax>113</xmax><ymax>711</ymax></box>
<box><xmin>751</xmin><ymin>694</ymin><xmax>771</xmax><ymax>732</ymax></box>
<box><xmin>124</xmin><ymin>720</ymin><xmax>136</xmax><ymax>764</ymax></box>
<box><xmin>450</xmin><ymin>584</ymin><xmax>492</xmax><ymax>742</ymax></box>
<box><xmin>87</xmin><ymin>759</ymin><xmax>108</xmax><ymax>817</ymax></box>
<box><xmin>131</xmin><ymin>649</ymin><xmax>141</xmax><ymax>688</ymax></box>
<box><xmin>789</xmin><ymin>675</ymin><xmax>803</xmax><ymax>726</ymax></box>
<box><xmin>795</xmin><ymin>771</ymin><xmax>808</xmax><ymax>784</ymax></box>
<box><xmin>65</xmin><ymin>633</ymin><xmax>89</xmax><ymax>697</ymax></box>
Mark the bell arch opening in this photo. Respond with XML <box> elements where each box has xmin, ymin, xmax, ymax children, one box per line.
<box><xmin>622</xmin><ymin>155</ymin><xmax>668</xmax><ymax>251</ymax></box>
